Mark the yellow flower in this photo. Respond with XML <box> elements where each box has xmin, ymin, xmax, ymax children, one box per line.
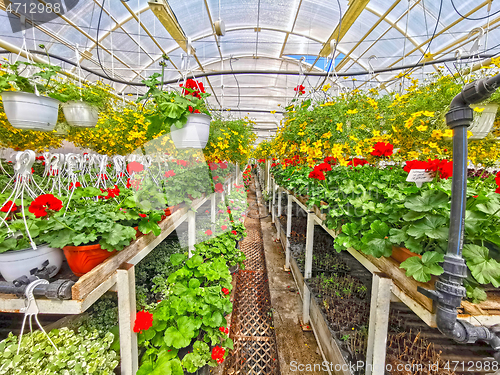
<box><xmin>473</xmin><ymin>107</ymin><xmax>485</xmax><ymax>113</ymax></box>
<box><xmin>321</xmin><ymin>131</ymin><xmax>332</xmax><ymax>139</ymax></box>
<box><xmin>372</xmin><ymin>130</ymin><xmax>380</xmax><ymax>136</ymax></box>
<box><xmin>346</xmin><ymin>109</ymin><xmax>358</xmax><ymax>115</ymax></box>
<box><xmin>443</xmin><ymin>129</ymin><xmax>453</xmax><ymax>138</ymax></box>
<box><xmin>336</xmin><ymin>123</ymin><xmax>343</xmax><ymax>132</ymax></box>
<box><xmin>270</xmin><ymin>110</ymin><xmax>276</xmax><ymax>114</ymax></box>
<box><xmin>416</xmin><ymin>124</ymin><xmax>428</xmax><ymax>132</ymax></box>
<box><xmin>322</xmin><ymin>83</ymin><xmax>331</xmax><ymax>92</ymax></box>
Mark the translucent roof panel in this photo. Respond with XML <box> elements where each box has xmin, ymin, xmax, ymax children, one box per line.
<box><xmin>1</xmin><ymin>0</ymin><xmax>500</xmax><ymax>139</ymax></box>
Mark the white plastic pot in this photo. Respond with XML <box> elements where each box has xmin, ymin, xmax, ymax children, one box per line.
<box><xmin>0</xmin><ymin>91</ymin><xmax>60</xmax><ymax>131</ymax></box>
<box><xmin>62</xmin><ymin>101</ymin><xmax>99</xmax><ymax>127</ymax></box>
<box><xmin>0</xmin><ymin>244</ymin><xmax>63</xmax><ymax>282</ymax></box>
<box><xmin>469</xmin><ymin>104</ymin><xmax>498</xmax><ymax>140</ymax></box>
<box><xmin>170</xmin><ymin>113</ymin><xmax>211</xmax><ymax>149</ymax></box>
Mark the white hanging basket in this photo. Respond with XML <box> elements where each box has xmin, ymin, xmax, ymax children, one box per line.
<box><xmin>469</xmin><ymin>104</ymin><xmax>498</xmax><ymax>140</ymax></box>
<box><xmin>0</xmin><ymin>244</ymin><xmax>63</xmax><ymax>282</ymax></box>
<box><xmin>1</xmin><ymin>91</ymin><xmax>60</xmax><ymax>131</ymax></box>
<box><xmin>170</xmin><ymin>113</ymin><xmax>211</xmax><ymax>149</ymax></box>
<box><xmin>62</xmin><ymin>101</ymin><xmax>99</xmax><ymax>127</ymax></box>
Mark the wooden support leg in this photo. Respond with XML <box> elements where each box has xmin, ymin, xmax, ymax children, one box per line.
<box><xmin>271</xmin><ymin>179</ymin><xmax>276</xmax><ymax>223</ymax></box>
<box><xmin>188</xmin><ymin>210</ymin><xmax>196</xmax><ymax>257</ymax></box>
<box><xmin>366</xmin><ymin>273</ymin><xmax>392</xmax><ymax>375</ymax></box>
<box><xmin>277</xmin><ymin>188</ymin><xmax>282</xmax><ymax>218</ymax></box>
<box><xmin>117</xmin><ymin>265</ymin><xmax>138</xmax><ymax>375</ymax></box>
<box><xmin>235</xmin><ymin>164</ymin><xmax>240</xmax><ymax>185</ymax></box>
<box><xmin>302</xmin><ymin>212</ymin><xmax>315</xmax><ymax>324</ymax></box>
<box><xmin>285</xmin><ymin>193</ymin><xmax>292</xmax><ymax>270</ymax></box>
<box><xmin>211</xmin><ymin>193</ymin><xmax>216</xmax><ymax>234</ymax></box>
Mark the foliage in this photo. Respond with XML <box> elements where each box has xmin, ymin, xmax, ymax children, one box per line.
<box><xmin>0</xmin><ymin>60</ymin><xmax>61</xmax><ymax>97</ymax></box>
<box><xmin>0</xmin><ymin>327</ymin><xmax>119</xmax><ymax>374</ymax></box>
<box><xmin>204</xmin><ymin>117</ymin><xmax>256</xmax><ymax>165</ymax></box>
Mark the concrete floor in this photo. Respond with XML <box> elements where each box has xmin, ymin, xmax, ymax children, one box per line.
<box><xmin>260</xmin><ymin>211</ymin><xmax>328</xmax><ymax>374</ymax></box>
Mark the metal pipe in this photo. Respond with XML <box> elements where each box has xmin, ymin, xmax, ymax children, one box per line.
<box><xmin>419</xmin><ymin>72</ymin><xmax>500</xmax><ymax>352</ymax></box>
<box><xmin>0</xmin><ymin>279</ymin><xmax>74</xmax><ymax>300</ymax></box>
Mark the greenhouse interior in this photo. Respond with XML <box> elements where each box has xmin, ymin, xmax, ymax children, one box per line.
<box><xmin>3</xmin><ymin>0</ymin><xmax>500</xmax><ymax>374</ymax></box>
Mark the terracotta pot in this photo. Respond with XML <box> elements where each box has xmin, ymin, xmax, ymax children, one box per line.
<box><xmin>63</xmin><ymin>244</ymin><xmax>116</xmax><ymax>277</ymax></box>
<box><xmin>160</xmin><ymin>205</ymin><xmax>178</xmax><ymax>221</ymax></box>
<box><xmin>133</xmin><ymin>226</ymin><xmax>142</xmax><ymax>239</ymax></box>
<box><xmin>391</xmin><ymin>246</ymin><xmax>422</xmax><ymax>264</ymax></box>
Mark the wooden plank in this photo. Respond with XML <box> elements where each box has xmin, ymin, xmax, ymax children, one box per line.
<box><xmin>290</xmin><ymin>256</ymin><xmax>304</xmax><ymax>299</ymax></box>
<box><xmin>71</xmin><ymin>198</ymin><xmax>204</xmax><ymax>300</ymax></box>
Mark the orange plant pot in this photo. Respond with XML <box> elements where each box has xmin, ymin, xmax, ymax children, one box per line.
<box><xmin>391</xmin><ymin>245</ymin><xmax>422</xmax><ymax>264</ymax></box>
<box><xmin>63</xmin><ymin>244</ymin><xmax>116</xmax><ymax>277</ymax></box>
<box><xmin>133</xmin><ymin>226</ymin><xmax>142</xmax><ymax>239</ymax></box>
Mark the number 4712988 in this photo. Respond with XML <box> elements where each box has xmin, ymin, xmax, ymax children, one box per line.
<box><xmin>5</xmin><ymin>2</ymin><xmax>61</xmax><ymax>14</ymax></box>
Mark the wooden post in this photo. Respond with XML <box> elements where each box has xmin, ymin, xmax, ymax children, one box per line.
<box><xmin>188</xmin><ymin>210</ymin><xmax>196</xmax><ymax>257</ymax></box>
<box><xmin>266</xmin><ymin>159</ymin><xmax>271</xmax><ymax>194</ymax></box>
<box><xmin>366</xmin><ymin>273</ymin><xmax>392</xmax><ymax>375</ymax></box>
<box><xmin>211</xmin><ymin>193</ymin><xmax>216</xmax><ymax>234</ymax></box>
<box><xmin>302</xmin><ymin>212</ymin><xmax>315</xmax><ymax>324</ymax></box>
<box><xmin>271</xmin><ymin>178</ymin><xmax>276</xmax><ymax>224</ymax></box>
<box><xmin>235</xmin><ymin>163</ymin><xmax>240</xmax><ymax>185</ymax></box>
<box><xmin>117</xmin><ymin>265</ymin><xmax>138</xmax><ymax>375</ymax></box>
<box><xmin>285</xmin><ymin>193</ymin><xmax>292</xmax><ymax>270</ymax></box>
<box><xmin>277</xmin><ymin>187</ymin><xmax>282</xmax><ymax>218</ymax></box>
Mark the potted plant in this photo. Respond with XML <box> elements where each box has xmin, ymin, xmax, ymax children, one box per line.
<box><xmin>139</xmin><ymin>72</ymin><xmax>211</xmax><ymax>148</ymax></box>
<box><xmin>0</xmin><ymin>61</ymin><xmax>62</xmax><ymax>131</ymax></box>
<box><xmin>57</xmin><ymin>80</ymin><xmax>112</xmax><ymax>128</ymax></box>
<box><xmin>38</xmin><ymin>186</ymin><xmax>141</xmax><ymax>276</ymax></box>
<box><xmin>0</xmin><ymin>195</ymin><xmax>64</xmax><ymax>282</ymax></box>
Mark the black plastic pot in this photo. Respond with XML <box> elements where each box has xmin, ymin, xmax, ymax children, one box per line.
<box><xmin>177</xmin><ymin>340</ymin><xmax>212</xmax><ymax>375</ymax></box>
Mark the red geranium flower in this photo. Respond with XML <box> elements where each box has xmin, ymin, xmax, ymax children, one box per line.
<box><xmin>438</xmin><ymin>160</ymin><xmax>453</xmax><ymax>179</ymax></box>
<box><xmin>215</xmin><ymin>183</ymin><xmax>224</xmax><ymax>193</ymax></box>
<box><xmin>164</xmin><ymin>170</ymin><xmax>176</xmax><ymax>178</ymax></box>
<box><xmin>68</xmin><ymin>182</ymin><xmax>81</xmax><ymax>190</ymax></box>
<box><xmin>126</xmin><ymin>178</ymin><xmax>132</xmax><ymax>189</ymax></box>
<box><xmin>29</xmin><ymin>194</ymin><xmax>63</xmax><ymax>218</ymax></box>
<box><xmin>222</xmin><ymin>288</ymin><xmax>230</xmax><ymax>295</ymax></box>
<box><xmin>308</xmin><ymin>168</ymin><xmax>325</xmax><ymax>181</ymax></box>
<box><xmin>219</xmin><ymin>162</ymin><xmax>228</xmax><ymax>170</ymax></box>
<box><xmin>138</xmin><ymin>213</ymin><xmax>147</xmax><ymax>218</ymax></box>
<box><xmin>371</xmin><ymin>142</ymin><xmax>394</xmax><ymax>157</ymax></box>
<box><xmin>495</xmin><ymin>171</ymin><xmax>500</xmax><ymax>187</ymax></box>
<box><xmin>219</xmin><ymin>327</ymin><xmax>229</xmax><ymax>335</ymax></box>
<box><xmin>99</xmin><ymin>173</ymin><xmax>108</xmax><ymax>180</ymax></box>
<box><xmin>221</xmin><ymin>225</ymin><xmax>228</xmax><ymax>230</ymax></box>
<box><xmin>347</xmin><ymin>158</ymin><xmax>369</xmax><ymax>167</ymax></box>
<box><xmin>403</xmin><ymin>160</ymin><xmax>430</xmax><ymax>173</ymax></box>
<box><xmin>294</xmin><ymin>85</ymin><xmax>306</xmax><ymax>95</ymax></box>
<box><xmin>324</xmin><ymin>156</ymin><xmax>337</xmax><ymax>165</ymax></box>
<box><xmin>231</xmin><ymin>230</ymin><xmax>237</xmax><ymax>235</ymax></box>
<box><xmin>133</xmin><ymin>311</ymin><xmax>153</xmax><ymax>333</ymax></box>
<box><xmin>316</xmin><ymin>163</ymin><xmax>332</xmax><ymax>172</ymax></box>
<box><xmin>209</xmin><ymin>163</ymin><xmax>218</xmax><ymax>171</ymax></box>
<box><xmin>211</xmin><ymin>345</ymin><xmax>226</xmax><ymax>364</ymax></box>
<box><xmin>1</xmin><ymin>201</ymin><xmax>17</xmax><ymax>213</ymax></box>
<box><xmin>205</xmin><ymin>229</ymin><xmax>213</xmax><ymax>235</ymax></box>
<box><xmin>127</xmin><ymin>161</ymin><xmax>144</xmax><ymax>174</ymax></box>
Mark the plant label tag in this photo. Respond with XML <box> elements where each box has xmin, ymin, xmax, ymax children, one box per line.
<box><xmin>406</xmin><ymin>169</ymin><xmax>434</xmax><ymax>188</ymax></box>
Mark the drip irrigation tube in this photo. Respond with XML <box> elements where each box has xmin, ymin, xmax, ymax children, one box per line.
<box><xmin>419</xmin><ymin>73</ymin><xmax>500</xmax><ymax>353</ymax></box>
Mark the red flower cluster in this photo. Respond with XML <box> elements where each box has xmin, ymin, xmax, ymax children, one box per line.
<box><xmin>180</xmin><ymin>79</ymin><xmax>205</xmax><ymax>99</ymax></box>
<box><xmin>211</xmin><ymin>346</ymin><xmax>226</xmax><ymax>364</ymax></box>
<box><xmin>138</xmin><ymin>213</ymin><xmax>147</xmax><ymax>218</ymax></box>
<box><xmin>324</xmin><ymin>156</ymin><xmax>337</xmax><ymax>165</ymax></box>
<box><xmin>164</xmin><ymin>170</ymin><xmax>176</xmax><ymax>178</ymax></box>
<box><xmin>219</xmin><ymin>162</ymin><xmax>228</xmax><ymax>170</ymax></box>
<box><xmin>371</xmin><ymin>142</ymin><xmax>394</xmax><ymax>157</ymax></box>
<box><xmin>219</xmin><ymin>326</ymin><xmax>229</xmax><ymax>335</ymax></box>
<box><xmin>214</xmin><ymin>182</ymin><xmax>224</xmax><ymax>193</ymax></box>
<box><xmin>231</xmin><ymin>230</ymin><xmax>237</xmax><ymax>235</ymax></box>
<box><xmin>188</xmin><ymin>105</ymin><xmax>201</xmax><ymax>114</ymax></box>
<box><xmin>347</xmin><ymin>158</ymin><xmax>369</xmax><ymax>167</ymax></box>
<box><xmin>29</xmin><ymin>194</ymin><xmax>63</xmax><ymax>218</ymax></box>
<box><xmin>68</xmin><ymin>181</ymin><xmax>81</xmax><ymax>190</ymax></box>
<box><xmin>294</xmin><ymin>84</ymin><xmax>305</xmax><ymax>95</ymax></box>
<box><xmin>495</xmin><ymin>172</ymin><xmax>500</xmax><ymax>194</ymax></box>
<box><xmin>403</xmin><ymin>159</ymin><xmax>453</xmax><ymax>179</ymax></box>
<box><xmin>257</xmin><ymin>159</ymin><xmax>266</xmax><ymax>163</ymax></box>
<box><xmin>222</xmin><ymin>288</ymin><xmax>230</xmax><ymax>295</ymax></box>
<box><xmin>176</xmin><ymin>159</ymin><xmax>188</xmax><ymax>167</ymax></box>
<box><xmin>133</xmin><ymin>311</ymin><xmax>153</xmax><ymax>333</ymax></box>
<box><xmin>209</xmin><ymin>162</ymin><xmax>218</xmax><ymax>171</ymax></box>
<box><xmin>35</xmin><ymin>156</ymin><xmax>44</xmax><ymax>161</ymax></box>
<box><xmin>308</xmin><ymin>162</ymin><xmax>332</xmax><ymax>181</ymax></box>
<box><xmin>221</xmin><ymin>225</ymin><xmax>228</xmax><ymax>230</ymax></box>
<box><xmin>127</xmin><ymin>161</ymin><xmax>144</xmax><ymax>174</ymax></box>
<box><xmin>205</xmin><ymin>229</ymin><xmax>213</xmax><ymax>236</ymax></box>
<box><xmin>1</xmin><ymin>201</ymin><xmax>17</xmax><ymax>213</ymax></box>
<box><xmin>99</xmin><ymin>185</ymin><xmax>120</xmax><ymax>200</ymax></box>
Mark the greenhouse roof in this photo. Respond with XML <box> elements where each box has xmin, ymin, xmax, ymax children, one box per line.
<box><xmin>1</xmin><ymin>0</ymin><xmax>500</xmax><ymax>142</ymax></box>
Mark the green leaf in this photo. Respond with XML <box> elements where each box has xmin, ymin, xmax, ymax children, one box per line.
<box><xmin>138</xmin><ymin>219</ymin><xmax>161</xmax><ymax>236</ymax></box>
<box><xmin>406</xmin><ymin>215</ymin><xmax>448</xmax><ymax>240</ymax></box>
<box><xmin>360</xmin><ymin>220</ymin><xmax>392</xmax><ymax>258</ymax></box>
<box><xmin>404</xmin><ymin>190</ymin><xmax>449</xmax><ymax>212</ymax></box>
<box><xmin>163</xmin><ymin>326</ymin><xmax>191</xmax><ymax>349</ymax></box>
<box><xmin>402</xmin><ymin>211</ymin><xmax>426</xmax><ymax>221</ymax></box>
<box><xmin>476</xmin><ymin>198</ymin><xmax>500</xmax><ymax>215</ymax></box>
<box><xmin>171</xmin><ymin>253</ymin><xmax>186</xmax><ymax>266</ymax></box>
<box><xmin>341</xmin><ymin>222</ymin><xmax>359</xmax><ymax>236</ymax></box>
<box><xmin>389</xmin><ymin>227</ymin><xmax>408</xmax><ymax>244</ymax></box>
<box><xmin>189</xmin><ymin>278</ymin><xmax>201</xmax><ymax>289</ymax></box>
<box><xmin>400</xmin><ymin>251</ymin><xmax>444</xmax><ymax>282</ymax></box>
<box><xmin>404</xmin><ymin>237</ymin><xmax>424</xmax><ymax>254</ymax></box>
<box><xmin>185</xmin><ymin>255</ymin><xmax>203</xmax><ymax>269</ymax></box>
<box><xmin>0</xmin><ymin>237</ymin><xmax>17</xmax><ymax>253</ymax></box>
<box><xmin>463</xmin><ymin>244</ymin><xmax>500</xmax><ymax>287</ymax></box>
<box><xmin>465</xmin><ymin>283</ymin><xmax>487</xmax><ymax>304</ymax></box>
<box><xmin>203</xmin><ymin>311</ymin><xmax>223</xmax><ymax>328</ymax></box>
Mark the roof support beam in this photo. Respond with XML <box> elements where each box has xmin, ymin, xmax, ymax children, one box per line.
<box><xmin>279</xmin><ymin>0</ymin><xmax>304</xmax><ymax>58</ymax></box>
<box><xmin>202</xmin><ymin>0</ymin><xmax>223</xmax><ymax>61</ymax></box>
<box><xmin>319</xmin><ymin>0</ymin><xmax>370</xmax><ymax>57</ymax></box>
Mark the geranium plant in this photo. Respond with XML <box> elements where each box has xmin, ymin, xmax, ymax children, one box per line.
<box><xmin>139</xmin><ymin>73</ymin><xmax>211</xmax><ymax>138</ymax></box>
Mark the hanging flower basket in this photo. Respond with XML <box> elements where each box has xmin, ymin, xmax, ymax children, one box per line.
<box><xmin>0</xmin><ymin>244</ymin><xmax>63</xmax><ymax>282</ymax></box>
<box><xmin>0</xmin><ymin>91</ymin><xmax>60</xmax><ymax>131</ymax></box>
<box><xmin>62</xmin><ymin>101</ymin><xmax>99</xmax><ymax>128</ymax></box>
<box><xmin>63</xmin><ymin>243</ymin><xmax>116</xmax><ymax>277</ymax></box>
<box><xmin>170</xmin><ymin>113</ymin><xmax>211</xmax><ymax>149</ymax></box>
<box><xmin>469</xmin><ymin>104</ymin><xmax>499</xmax><ymax>140</ymax></box>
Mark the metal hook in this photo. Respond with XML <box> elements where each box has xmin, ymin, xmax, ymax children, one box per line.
<box><xmin>368</xmin><ymin>55</ymin><xmax>378</xmax><ymax>76</ymax></box>
<box><xmin>468</xmin><ymin>27</ymin><xmax>485</xmax><ymax>55</ymax></box>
